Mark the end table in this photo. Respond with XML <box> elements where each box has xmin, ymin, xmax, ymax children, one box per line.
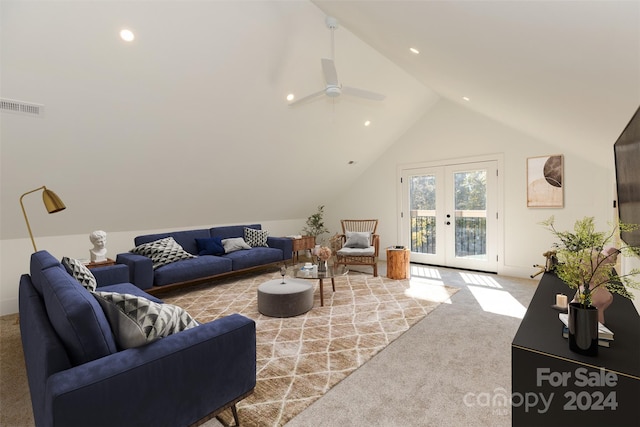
<box><xmin>386</xmin><ymin>247</ymin><xmax>410</xmax><ymax>280</ymax></box>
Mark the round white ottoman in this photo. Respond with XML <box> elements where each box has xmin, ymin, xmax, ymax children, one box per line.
<box><xmin>257</xmin><ymin>279</ymin><xmax>314</xmax><ymax>317</ymax></box>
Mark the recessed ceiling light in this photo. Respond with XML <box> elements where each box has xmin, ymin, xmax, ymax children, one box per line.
<box><xmin>364</xmin><ymin>120</ymin><xmax>371</xmax><ymax>127</ymax></box>
<box><xmin>463</xmin><ymin>96</ymin><xmax>471</xmax><ymax>102</ymax></box>
<box><xmin>409</xmin><ymin>47</ymin><xmax>420</xmax><ymax>55</ymax></box>
<box><xmin>286</xmin><ymin>94</ymin><xmax>294</xmax><ymax>102</ymax></box>
<box><xmin>120</xmin><ymin>29</ymin><xmax>135</xmax><ymax>42</ymax></box>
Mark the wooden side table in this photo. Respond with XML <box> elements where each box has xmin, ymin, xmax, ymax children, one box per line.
<box><xmin>291</xmin><ymin>236</ymin><xmax>316</xmax><ymax>263</ymax></box>
<box><xmin>386</xmin><ymin>247</ymin><xmax>410</xmax><ymax>280</ymax></box>
<box><xmin>85</xmin><ymin>258</ymin><xmax>116</xmax><ymax>269</ymax></box>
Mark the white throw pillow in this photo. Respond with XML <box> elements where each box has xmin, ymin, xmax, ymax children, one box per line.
<box><xmin>222</xmin><ymin>237</ymin><xmax>252</xmax><ymax>253</ymax></box>
<box><xmin>344</xmin><ymin>231</ymin><xmax>371</xmax><ymax>249</ymax></box>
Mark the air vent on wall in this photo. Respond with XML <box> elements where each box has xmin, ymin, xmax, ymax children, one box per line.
<box><xmin>0</xmin><ymin>98</ymin><xmax>44</xmax><ymax>117</ymax></box>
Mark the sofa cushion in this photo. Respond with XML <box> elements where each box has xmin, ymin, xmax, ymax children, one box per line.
<box><xmin>222</xmin><ymin>237</ymin><xmax>251</xmax><ymax>253</ymax></box>
<box><xmin>99</xmin><ymin>283</ymin><xmax>164</xmax><ymax>303</ymax></box>
<box><xmin>244</xmin><ymin>227</ymin><xmax>269</xmax><ymax>248</ymax></box>
<box><xmin>41</xmin><ymin>266</ymin><xmax>117</xmax><ymax>365</ymax></box>
<box><xmin>131</xmin><ymin>237</ymin><xmax>196</xmax><ymax>269</ymax></box>
<box><xmin>153</xmin><ymin>256</ymin><xmax>233</xmax><ymax>287</ymax></box>
<box><xmin>222</xmin><ymin>247</ymin><xmax>283</xmax><ymax>270</ymax></box>
<box><xmin>344</xmin><ymin>231</ymin><xmax>371</xmax><ymax>249</ymax></box>
<box><xmin>30</xmin><ymin>250</ymin><xmax>63</xmax><ymax>296</ymax></box>
<box><xmin>210</xmin><ymin>224</ymin><xmax>261</xmax><ymax>240</ymax></box>
<box><xmin>62</xmin><ymin>257</ymin><xmax>97</xmax><ymax>291</ymax></box>
<box><xmin>195</xmin><ymin>237</ymin><xmax>225</xmax><ymax>256</ymax></box>
<box><xmin>337</xmin><ymin>247</ymin><xmax>376</xmax><ymax>257</ymax></box>
<box><xmin>92</xmin><ymin>291</ymin><xmax>199</xmax><ymax>349</ymax></box>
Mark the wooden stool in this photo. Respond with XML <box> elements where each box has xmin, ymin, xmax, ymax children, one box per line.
<box><xmin>386</xmin><ymin>247</ymin><xmax>410</xmax><ymax>280</ymax></box>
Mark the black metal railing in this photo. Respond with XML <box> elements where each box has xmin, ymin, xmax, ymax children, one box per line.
<box><xmin>455</xmin><ymin>217</ymin><xmax>486</xmax><ymax>257</ymax></box>
<box><xmin>411</xmin><ymin>214</ymin><xmax>437</xmax><ymax>254</ymax></box>
<box><xmin>410</xmin><ymin>210</ymin><xmax>486</xmax><ymax>258</ymax></box>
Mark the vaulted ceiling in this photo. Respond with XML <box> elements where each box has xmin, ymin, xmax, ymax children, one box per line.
<box><xmin>314</xmin><ymin>0</ymin><xmax>640</xmax><ymax>156</ymax></box>
<box><xmin>2</xmin><ymin>0</ymin><xmax>639</xmax><ymax>240</ymax></box>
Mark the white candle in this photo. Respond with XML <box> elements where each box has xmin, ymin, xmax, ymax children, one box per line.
<box><xmin>556</xmin><ymin>294</ymin><xmax>568</xmax><ymax>308</ymax></box>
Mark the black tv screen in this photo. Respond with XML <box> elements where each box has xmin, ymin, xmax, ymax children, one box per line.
<box><xmin>614</xmin><ymin>105</ymin><xmax>640</xmax><ymax>248</ymax></box>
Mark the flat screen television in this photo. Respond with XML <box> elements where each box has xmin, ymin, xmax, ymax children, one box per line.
<box><xmin>614</xmin><ymin>105</ymin><xmax>640</xmax><ymax>248</ymax></box>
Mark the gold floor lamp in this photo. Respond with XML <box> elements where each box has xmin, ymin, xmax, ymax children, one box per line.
<box><xmin>20</xmin><ymin>186</ymin><xmax>66</xmax><ymax>252</ymax></box>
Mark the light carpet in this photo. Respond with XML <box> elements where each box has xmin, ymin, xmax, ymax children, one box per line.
<box><xmin>162</xmin><ymin>270</ymin><xmax>458</xmax><ymax>427</ymax></box>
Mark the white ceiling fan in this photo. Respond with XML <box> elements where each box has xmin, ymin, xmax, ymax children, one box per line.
<box><xmin>289</xmin><ymin>16</ymin><xmax>386</xmax><ymax>106</ymax></box>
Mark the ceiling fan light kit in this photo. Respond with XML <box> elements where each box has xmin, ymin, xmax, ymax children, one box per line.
<box><xmin>289</xmin><ymin>16</ymin><xmax>386</xmax><ymax>106</ymax></box>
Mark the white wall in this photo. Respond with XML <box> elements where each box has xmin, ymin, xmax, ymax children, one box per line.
<box><xmin>324</xmin><ymin>99</ymin><xmax>616</xmax><ymax>278</ymax></box>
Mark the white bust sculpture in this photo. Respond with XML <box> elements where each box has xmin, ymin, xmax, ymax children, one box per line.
<box><xmin>89</xmin><ymin>230</ymin><xmax>108</xmax><ymax>262</ymax></box>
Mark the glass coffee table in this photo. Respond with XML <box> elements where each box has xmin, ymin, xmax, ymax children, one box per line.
<box><xmin>292</xmin><ymin>264</ymin><xmax>349</xmax><ymax>306</ymax></box>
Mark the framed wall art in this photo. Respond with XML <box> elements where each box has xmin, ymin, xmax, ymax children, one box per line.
<box><xmin>527</xmin><ymin>155</ymin><xmax>564</xmax><ymax>208</ymax></box>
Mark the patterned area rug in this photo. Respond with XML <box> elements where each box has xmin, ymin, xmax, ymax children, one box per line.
<box><xmin>162</xmin><ymin>270</ymin><xmax>458</xmax><ymax>427</ymax></box>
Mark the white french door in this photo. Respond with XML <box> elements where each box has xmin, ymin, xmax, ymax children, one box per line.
<box><xmin>400</xmin><ymin>159</ymin><xmax>499</xmax><ymax>272</ymax></box>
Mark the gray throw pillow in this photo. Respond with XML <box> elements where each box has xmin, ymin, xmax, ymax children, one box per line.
<box><xmin>222</xmin><ymin>237</ymin><xmax>252</xmax><ymax>253</ymax></box>
<box><xmin>130</xmin><ymin>237</ymin><xmax>196</xmax><ymax>269</ymax></box>
<box><xmin>62</xmin><ymin>257</ymin><xmax>97</xmax><ymax>291</ymax></box>
<box><xmin>344</xmin><ymin>231</ymin><xmax>371</xmax><ymax>249</ymax></box>
<box><xmin>92</xmin><ymin>291</ymin><xmax>199</xmax><ymax>349</ymax></box>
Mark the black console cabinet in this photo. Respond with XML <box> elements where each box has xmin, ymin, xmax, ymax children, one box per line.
<box><xmin>512</xmin><ymin>272</ymin><xmax>640</xmax><ymax>426</ymax></box>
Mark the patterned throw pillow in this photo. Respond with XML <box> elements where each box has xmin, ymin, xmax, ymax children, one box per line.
<box><xmin>62</xmin><ymin>257</ymin><xmax>97</xmax><ymax>291</ymax></box>
<box><xmin>130</xmin><ymin>237</ymin><xmax>196</xmax><ymax>269</ymax></box>
<box><xmin>244</xmin><ymin>227</ymin><xmax>269</xmax><ymax>247</ymax></box>
<box><xmin>92</xmin><ymin>291</ymin><xmax>199</xmax><ymax>349</ymax></box>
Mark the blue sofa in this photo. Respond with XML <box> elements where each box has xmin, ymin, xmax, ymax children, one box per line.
<box><xmin>20</xmin><ymin>250</ymin><xmax>256</xmax><ymax>427</ymax></box>
<box><xmin>116</xmin><ymin>224</ymin><xmax>293</xmax><ymax>291</ymax></box>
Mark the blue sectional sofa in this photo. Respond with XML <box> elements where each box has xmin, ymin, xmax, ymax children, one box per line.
<box><xmin>116</xmin><ymin>224</ymin><xmax>293</xmax><ymax>292</ymax></box>
<box><xmin>20</xmin><ymin>250</ymin><xmax>256</xmax><ymax>427</ymax></box>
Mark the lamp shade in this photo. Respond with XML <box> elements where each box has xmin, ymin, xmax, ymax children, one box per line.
<box><xmin>20</xmin><ymin>185</ymin><xmax>66</xmax><ymax>252</ymax></box>
<box><xmin>42</xmin><ymin>188</ymin><xmax>66</xmax><ymax>213</ymax></box>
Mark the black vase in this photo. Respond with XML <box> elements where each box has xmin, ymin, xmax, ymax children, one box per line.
<box><xmin>567</xmin><ymin>302</ymin><xmax>599</xmax><ymax>356</ymax></box>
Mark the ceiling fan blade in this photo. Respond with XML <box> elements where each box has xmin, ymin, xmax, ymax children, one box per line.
<box><xmin>342</xmin><ymin>85</ymin><xmax>386</xmax><ymax>101</ymax></box>
<box><xmin>321</xmin><ymin>58</ymin><xmax>339</xmax><ymax>86</ymax></box>
<box><xmin>288</xmin><ymin>89</ymin><xmax>326</xmax><ymax>106</ymax></box>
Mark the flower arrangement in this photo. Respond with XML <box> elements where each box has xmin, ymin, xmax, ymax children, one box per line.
<box><xmin>541</xmin><ymin>216</ymin><xmax>640</xmax><ymax>308</ymax></box>
<box><xmin>317</xmin><ymin>246</ymin><xmax>332</xmax><ymax>261</ymax></box>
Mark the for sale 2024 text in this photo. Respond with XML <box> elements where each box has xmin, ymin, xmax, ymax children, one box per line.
<box><xmin>520</xmin><ymin>367</ymin><xmax>619</xmax><ymax>414</ymax></box>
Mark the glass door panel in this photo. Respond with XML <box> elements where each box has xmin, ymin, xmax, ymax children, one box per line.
<box><xmin>402</xmin><ymin>160</ymin><xmax>498</xmax><ymax>273</ymax></box>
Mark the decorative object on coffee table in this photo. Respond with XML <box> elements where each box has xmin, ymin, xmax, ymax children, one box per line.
<box><xmin>317</xmin><ymin>246</ymin><xmax>331</xmax><ymax>272</ymax></box>
<box><xmin>541</xmin><ymin>216</ymin><xmax>640</xmax><ymax>355</ymax></box>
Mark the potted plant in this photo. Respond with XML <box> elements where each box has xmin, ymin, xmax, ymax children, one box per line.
<box><xmin>542</xmin><ymin>216</ymin><xmax>640</xmax><ymax>355</ymax></box>
<box><xmin>303</xmin><ymin>205</ymin><xmax>329</xmax><ymax>245</ymax></box>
